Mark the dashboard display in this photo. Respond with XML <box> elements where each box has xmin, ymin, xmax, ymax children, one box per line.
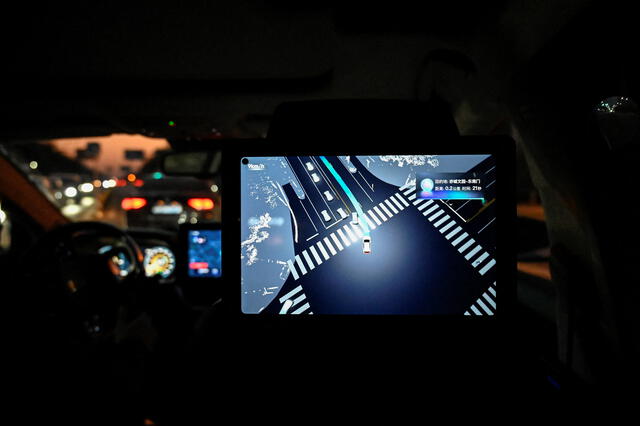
<box><xmin>143</xmin><ymin>246</ymin><xmax>176</xmax><ymax>278</ymax></box>
<box><xmin>188</xmin><ymin>230</ymin><xmax>222</xmax><ymax>278</ymax></box>
<box><xmin>240</xmin><ymin>154</ymin><xmax>498</xmax><ymax>315</ymax></box>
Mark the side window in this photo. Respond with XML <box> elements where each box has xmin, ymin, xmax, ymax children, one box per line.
<box><xmin>0</xmin><ymin>199</ymin><xmax>10</xmax><ymax>253</ymax></box>
<box><xmin>0</xmin><ymin>197</ymin><xmax>40</xmax><ymax>258</ymax></box>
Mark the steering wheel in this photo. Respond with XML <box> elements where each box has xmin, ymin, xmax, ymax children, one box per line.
<box><xmin>24</xmin><ymin>221</ymin><xmax>146</xmax><ymax>343</ymax></box>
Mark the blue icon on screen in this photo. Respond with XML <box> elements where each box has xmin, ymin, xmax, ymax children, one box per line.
<box><xmin>420</xmin><ymin>178</ymin><xmax>435</xmax><ymax>192</ymax></box>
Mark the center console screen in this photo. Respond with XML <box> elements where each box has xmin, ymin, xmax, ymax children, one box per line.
<box><xmin>188</xmin><ymin>229</ymin><xmax>222</xmax><ymax>278</ymax></box>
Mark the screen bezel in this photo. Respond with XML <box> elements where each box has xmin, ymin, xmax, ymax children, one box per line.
<box><xmin>222</xmin><ymin>136</ymin><xmax>516</xmax><ymax>324</ymax></box>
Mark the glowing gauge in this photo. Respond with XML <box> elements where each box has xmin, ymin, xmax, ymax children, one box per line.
<box><xmin>143</xmin><ymin>246</ymin><xmax>176</xmax><ymax>279</ymax></box>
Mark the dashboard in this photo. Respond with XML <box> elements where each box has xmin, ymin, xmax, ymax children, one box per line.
<box><xmin>143</xmin><ymin>246</ymin><xmax>176</xmax><ymax>279</ymax></box>
<box><xmin>123</xmin><ymin>225</ymin><xmax>223</xmax><ymax>305</ymax></box>
<box><xmin>96</xmin><ymin>226</ymin><xmax>223</xmax><ymax>307</ymax></box>
<box><xmin>109</xmin><ymin>229</ymin><xmax>179</xmax><ymax>281</ymax></box>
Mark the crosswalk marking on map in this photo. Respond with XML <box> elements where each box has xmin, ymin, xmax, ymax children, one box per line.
<box><xmin>390</xmin><ymin>196</ymin><xmax>405</xmax><ymax>210</ymax></box>
<box><xmin>295</xmin><ymin>255</ymin><xmax>308</xmax><ymax>275</ymax></box>
<box><xmin>330</xmin><ymin>233</ymin><xmax>344</xmax><ymax>251</ymax></box>
<box><xmin>465</xmin><ymin>245</ymin><xmax>482</xmax><ymax>260</ymax></box>
<box><xmin>316</xmin><ymin>240</ymin><xmax>330</xmax><ymax>260</ymax></box>
<box><xmin>395</xmin><ymin>194</ymin><xmax>410</xmax><ymax>207</ymax></box>
<box><xmin>287</xmin><ymin>259</ymin><xmax>299</xmax><ymax>280</ymax></box>
<box><xmin>403</xmin><ymin>187</ymin><xmax>497</xmax><ymax>290</ymax></box>
<box><xmin>367</xmin><ymin>209</ymin><xmax>382</xmax><ymax>225</ymax></box>
<box><xmin>343</xmin><ymin>225</ymin><xmax>357</xmax><ymax>242</ymax></box>
<box><xmin>292</xmin><ymin>302</ymin><xmax>310</xmax><ymax>314</ymax></box>
<box><xmin>483</xmin><ymin>293</ymin><xmax>496</xmax><ymax>309</ymax></box>
<box><xmin>439</xmin><ymin>221</ymin><xmax>456</xmax><ymax>234</ymax></box>
<box><xmin>379</xmin><ymin>203</ymin><xmax>393</xmax><ymax>218</ymax></box>
<box><xmin>363</xmin><ymin>214</ymin><xmax>377</xmax><ymax>230</ymax></box>
<box><xmin>373</xmin><ymin>206</ymin><xmax>387</xmax><ymax>221</ymax></box>
<box><xmin>452</xmin><ymin>232</ymin><xmax>468</xmax><ymax>246</ymax></box>
<box><xmin>418</xmin><ymin>200</ymin><xmax>433</xmax><ymax>211</ymax></box>
<box><xmin>292</xmin><ymin>293</ymin><xmax>306</xmax><ymax>306</ymax></box>
<box><xmin>472</xmin><ymin>252</ymin><xmax>489</xmax><ymax>268</ymax></box>
<box><xmin>302</xmin><ymin>250</ymin><xmax>315</xmax><ymax>270</ymax></box>
<box><xmin>467</xmin><ymin>285</ymin><xmax>498</xmax><ymax>315</ymax></box>
<box><xmin>424</xmin><ymin>204</ymin><xmax>439</xmax><ymax>216</ymax></box>
<box><xmin>337</xmin><ymin>228</ymin><xmax>351</xmax><ymax>246</ymax></box>
<box><xmin>434</xmin><ymin>215</ymin><xmax>450</xmax><ymax>228</ymax></box>
<box><xmin>385</xmin><ymin>199</ymin><xmax>399</xmax><ymax>214</ymax></box>
<box><xmin>458</xmin><ymin>238</ymin><xmax>475</xmax><ymax>253</ymax></box>
<box><xmin>279</xmin><ymin>285</ymin><xmax>303</xmax><ymax>303</ymax></box>
<box><xmin>351</xmin><ymin>223</ymin><xmax>364</xmax><ymax>238</ymax></box>
<box><xmin>428</xmin><ymin>209</ymin><xmax>444</xmax><ymax>222</ymax></box>
<box><xmin>446</xmin><ymin>226</ymin><xmax>462</xmax><ymax>240</ymax></box>
<box><xmin>479</xmin><ymin>259</ymin><xmax>496</xmax><ymax>276</ymax></box>
<box><xmin>323</xmin><ymin>237</ymin><xmax>337</xmax><ymax>255</ymax></box>
<box><xmin>309</xmin><ymin>245</ymin><xmax>323</xmax><ymax>265</ymax></box>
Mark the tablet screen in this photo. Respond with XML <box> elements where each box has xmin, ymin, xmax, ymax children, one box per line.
<box><xmin>240</xmin><ymin>154</ymin><xmax>497</xmax><ymax>315</ymax></box>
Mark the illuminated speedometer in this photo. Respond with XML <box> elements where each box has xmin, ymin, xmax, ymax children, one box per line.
<box><xmin>143</xmin><ymin>246</ymin><xmax>176</xmax><ymax>278</ymax></box>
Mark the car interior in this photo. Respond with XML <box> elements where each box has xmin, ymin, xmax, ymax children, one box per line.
<box><xmin>3</xmin><ymin>1</ymin><xmax>639</xmax><ymax>423</ymax></box>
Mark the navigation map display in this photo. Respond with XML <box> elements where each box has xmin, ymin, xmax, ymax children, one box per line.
<box><xmin>240</xmin><ymin>154</ymin><xmax>497</xmax><ymax>315</ymax></box>
<box><xmin>188</xmin><ymin>229</ymin><xmax>222</xmax><ymax>278</ymax></box>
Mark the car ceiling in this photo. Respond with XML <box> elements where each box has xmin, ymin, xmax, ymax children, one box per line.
<box><xmin>1</xmin><ymin>0</ymin><xmax>604</xmax><ymax>140</ymax></box>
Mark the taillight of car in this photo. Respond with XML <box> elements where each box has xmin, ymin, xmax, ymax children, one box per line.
<box><xmin>187</xmin><ymin>198</ymin><xmax>214</xmax><ymax>211</ymax></box>
<box><xmin>121</xmin><ymin>197</ymin><xmax>147</xmax><ymax>210</ymax></box>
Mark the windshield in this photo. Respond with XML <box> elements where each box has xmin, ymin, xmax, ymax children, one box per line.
<box><xmin>2</xmin><ymin>134</ymin><xmax>220</xmax><ymax>231</ymax></box>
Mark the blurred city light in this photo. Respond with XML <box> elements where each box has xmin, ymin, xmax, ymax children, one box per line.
<box><xmin>187</xmin><ymin>198</ymin><xmax>214</xmax><ymax>211</ymax></box>
<box><xmin>61</xmin><ymin>204</ymin><xmax>82</xmax><ymax>216</ymax></box>
<box><xmin>121</xmin><ymin>197</ymin><xmax>147</xmax><ymax>210</ymax></box>
<box><xmin>102</xmin><ymin>179</ymin><xmax>117</xmax><ymax>189</ymax></box>
<box><xmin>80</xmin><ymin>197</ymin><xmax>95</xmax><ymax>207</ymax></box>
<box><xmin>79</xmin><ymin>183</ymin><xmax>94</xmax><ymax>193</ymax></box>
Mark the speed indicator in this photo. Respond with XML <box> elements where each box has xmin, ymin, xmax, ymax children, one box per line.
<box><xmin>143</xmin><ymin>246</ymin><xmax>176</xmax><ymax>278</ymax></box>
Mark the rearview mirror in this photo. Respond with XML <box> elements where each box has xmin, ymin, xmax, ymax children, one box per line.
<box><xmin>161</xmin><ymin>151</ymin><xmax>221</xmax><ymax>177</ymax></box>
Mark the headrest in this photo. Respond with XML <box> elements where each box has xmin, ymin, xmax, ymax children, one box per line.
<box><xmin>267</xmin><ymin>98</ymin><xmax>459</xmax><ymax>140</ymax></box>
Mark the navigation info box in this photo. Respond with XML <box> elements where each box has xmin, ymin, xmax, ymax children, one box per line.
<box><xmin>416</xmin><ymin>172</ymin><xmax>486</xmax><ymax>201</ymax></box>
